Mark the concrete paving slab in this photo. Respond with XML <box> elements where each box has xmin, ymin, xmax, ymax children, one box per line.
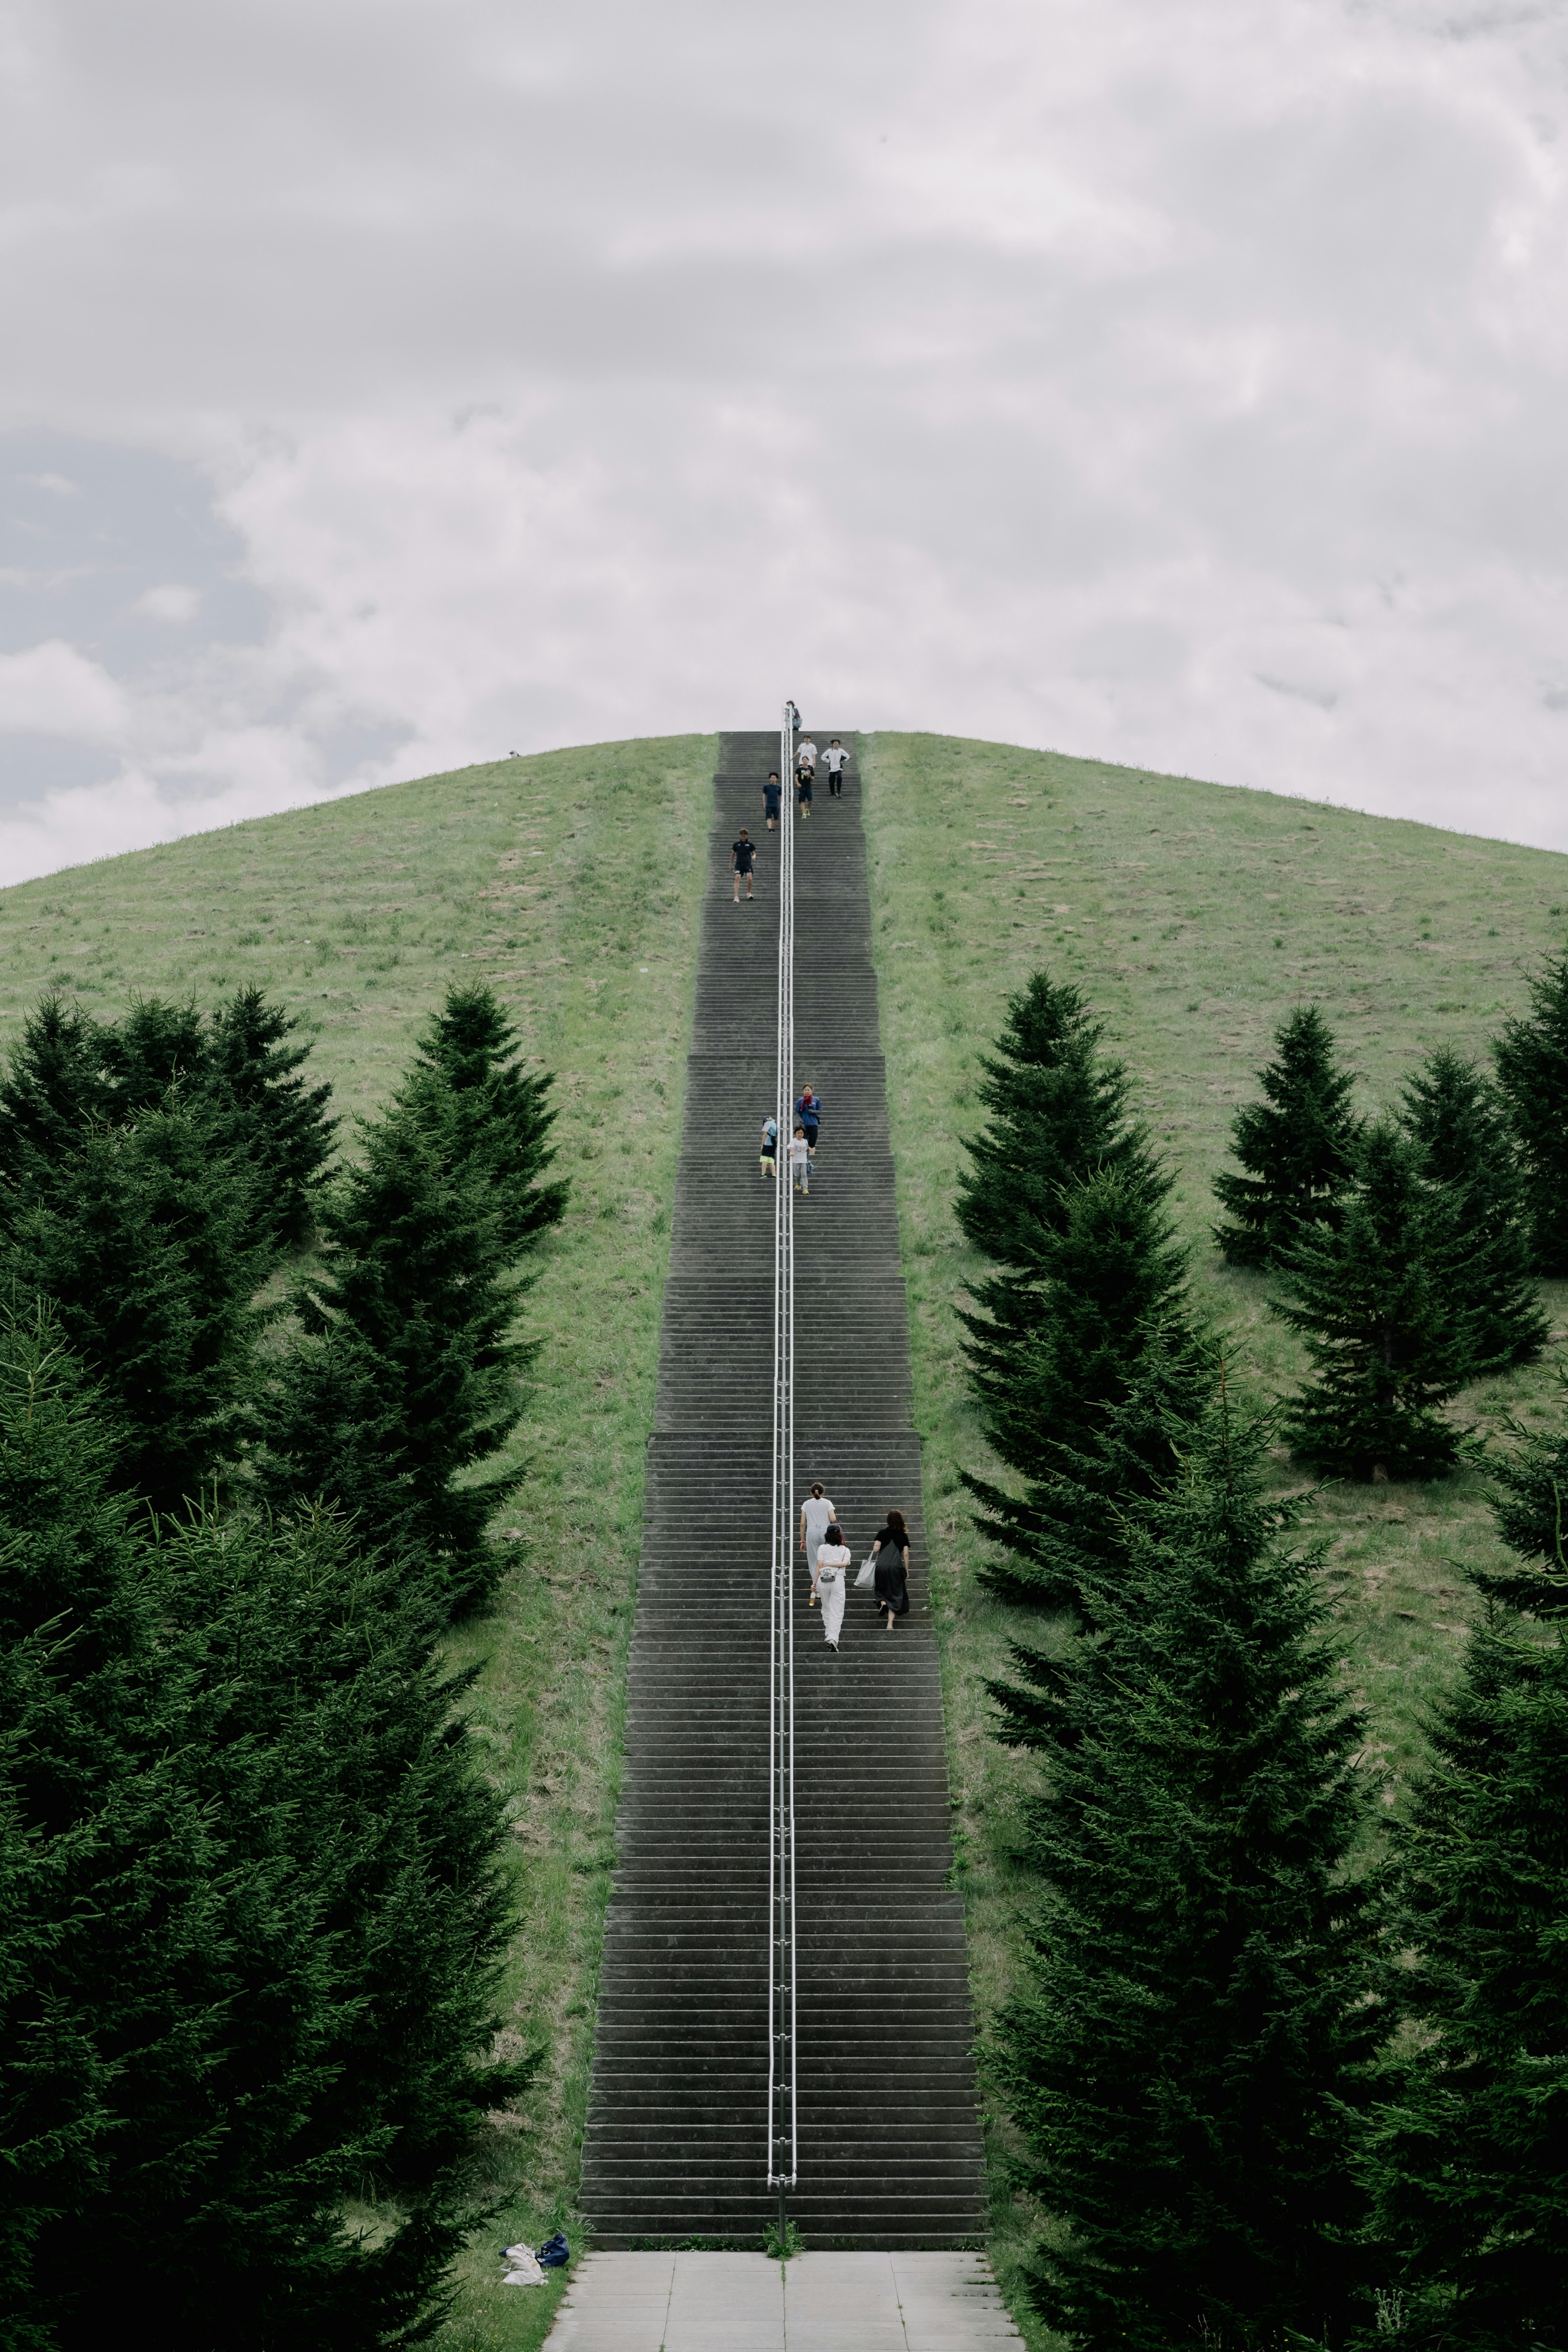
<box><xmin>543</xmin><ymin>2250</ymin><xmax>1027</xmax><ymax>2349</ymax></box>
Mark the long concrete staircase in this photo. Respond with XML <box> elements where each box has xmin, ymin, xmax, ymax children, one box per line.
<box><xmin>579</xmin><ymin>731</ymin><xmax>985</xmax><ymax>2249</ymax></box>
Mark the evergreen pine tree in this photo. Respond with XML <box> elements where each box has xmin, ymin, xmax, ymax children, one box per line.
<box><xmin>0</xmin><ymin>998</ymin><xmax>111</xmax><ymax>1195</ymax></box>
<box><xmin>207</xmin><ymin>986</ymin><xmax>337</xmax><ymax>1245</ymax></box>
<box><xmin>1399</xmin><ymin>1044</ymin><xmax>1546</xmax><ymax>1374</ymax></box>
<box><xmin>956</xmin><ymin>969</ymin><xmax>1159</xmax><ymax>1267</ymax></box>
<box><xmin>0</xmin><ymin>1101</ymin><xmax>270</xmax><ymax>1516</ymax></box>
<box><xmin>98</xmin><ymin>996</ymin><xmax>209</xmax><ymax>1115</ymax></box>
<box><xmin>993</xmin><ymin>1377</ymin><xmax>1376</xmax><ymax>2350</ymax></box>
<box><xmin>401</xmin><ymin>982</ymin><xmax>566</xmax><ymax>1254</ymax></box>
<box><xmin>256</xmin><ymin>1089</ymin><xmax>529</xmax><ymax>1615</ymax></box>
<box><xmin>1364</xmin><ymin>1458</ymin><xmax>1568</xmax><ymax>2347</ymax></box>
<box><xmin>1481</xmin><ymin>1371</ymin><xmax>1568</xmax><ymax>1616</ymax></box>
<box><xmin>962</xmin><ymin>1168</ymin><xmax>1205</xmax><ymax>1610</ymax></box>
<box><xmin>1274</xmin><ymin>1121</ymin><xmax>1482</xmax><ymax>1481</ymax></box>
<box><xmin>0</xmin><ymin>1308</ymin><xmax>526</xmax><ymax>2349</ymax></box>
<box><xmin>1493</xmin><ymin>940</ymin><xmax>1568</xmax><ymax>1273</ymax></box>
<box><xmin>1214</xmin><ymin>1005</ymin><xmax>1361</xmax><ymax>1267</ymax></box>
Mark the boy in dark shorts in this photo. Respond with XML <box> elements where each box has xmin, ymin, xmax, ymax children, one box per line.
<box><xmin>763</xmin><ymin>771</ymin><xmax>782</xmax><ymax>830</ymax></box>
<box><xmin>731</xmin><ymin>829</ymin><xmax>756</xmax><ymax>901</ymax></box>
<box><xmin>796</xmin><ymin>766</ymin><xmax>813</xmax><ymax>820</ymax></box>
<box><xmin>824</xmin><ymin>739</ymin><xmax>846</xmax><ymax>797</ymax></box>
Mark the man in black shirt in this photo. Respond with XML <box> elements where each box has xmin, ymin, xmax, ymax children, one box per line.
<box><xmin>731</xmin><ymin>828</ymin><xmax>757</xmax><ymax>902</ymax></box>
<box><xmin>763</xmin><ymin>771</ymin><xmax>782</xmax><ymax>830</ymax></box>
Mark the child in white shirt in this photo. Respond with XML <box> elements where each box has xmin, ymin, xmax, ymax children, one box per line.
<box><xmin>788</xmin><ymin>1126</ymin><xmax>810</xmax><ymax>1195</ymax></box>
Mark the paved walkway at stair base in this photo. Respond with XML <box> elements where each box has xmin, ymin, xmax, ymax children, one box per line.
<box><xmin>543</xmin><ymin>2251</ymin><xmax>1025</xmax><ymax>2351</ymax></box>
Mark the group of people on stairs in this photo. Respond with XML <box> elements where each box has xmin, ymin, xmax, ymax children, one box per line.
<box><xmin>799</xmin><ymin>1483</ymin><xmax>911</xmax><ymax>1649</ymax></box>
<box><xmin>734</xmin><ymin>732</ymin><xmax>849</xmax><ymax>900</ymax></box>
<box><xmin>760</xmin><ymin>1086</ymin><xmax>822</xmax><ymax>1195</ymax></box>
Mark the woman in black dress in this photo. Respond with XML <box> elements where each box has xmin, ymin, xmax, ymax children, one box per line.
<box><xmin>870</xmin><ymin>1509</ymin><xmax>911</xmax><ymax>1633</ymax></box>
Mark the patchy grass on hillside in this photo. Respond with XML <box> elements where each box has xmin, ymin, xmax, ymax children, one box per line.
<box><xmin>858</xmin><ymin>731</ymin><xmax>1568</xmax><ymax>2343</ymax></box>
<box><xmin>0</xmin><ymin>736</ymin><xmax>715</xmax><ymax>2351</ymax></box>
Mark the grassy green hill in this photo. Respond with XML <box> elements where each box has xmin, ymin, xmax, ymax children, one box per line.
<box><xmin>0</xmin><ymin>737</ymin><xmax>715</xmax><ymax>2351</ymax></box>
<box><xmin>859</xmin><ymin>733</ymin><xmax>1568</xmax><ymax>2327</ymax></box>
<box><xmin>4</xmin><ymin>731</ymin><xmax>1566</xmax><ymax>2347</ymax></box>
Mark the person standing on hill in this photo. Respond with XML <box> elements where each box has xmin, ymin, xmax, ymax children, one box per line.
<box><xmin>731</xmin><ymin>828</ymin><xmax>756</xmax><ymax>902</ymax></box>
<box><xmin>796</xmin><ymin>1085</ymin><xmax>822</xmax><ymax>1159</ymax></box>
<box><xmin>870</xmin><ymin>1510</ymin><xmax>911</xmax><ymax>1632</ymax></box>
<box><xmin>811</xmin><ymin>1521</ymin><xmax>851</xmax><ymax>1652</ymax></box>
<box><xmin>824</xmin><ymin>740</ymin><xmax>847</xmax><ymax>797</ymax></box>
<box><xmin>763</xmin><ymin>771</ymin><xmax>782</xmax><ymax>831</ymax></box>
<box><xmin>800</xmin><ymin>1482</ymin><xmax>836</xmax><ymax>1597</ymax></box>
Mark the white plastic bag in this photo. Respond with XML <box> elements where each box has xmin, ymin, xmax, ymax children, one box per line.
<box><xmin>501</xmin><ymin>2245</ymin><xmax>546</xmax><ymax>2287</ymax></box>
<box><xmin>855</xmin><ymin>1553</ymin><xmax>876</xmax><ymax>1589</ymax></box>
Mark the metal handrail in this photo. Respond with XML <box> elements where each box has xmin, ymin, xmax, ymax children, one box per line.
<box><xmin>766</xmin><ymin>702</ymin><xmax>797</xmax><ymax>2231</ymax></box>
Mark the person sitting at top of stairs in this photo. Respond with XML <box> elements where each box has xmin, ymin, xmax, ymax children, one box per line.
<box><xmin>800</xmin><ymin>1483</ymin><xmax>836</xmax><ymax>1598</ymax></box>
<box><xmin>731</xmin><ymin>828</ymin><xmax>756</xmax><ymax>901</ymax></box>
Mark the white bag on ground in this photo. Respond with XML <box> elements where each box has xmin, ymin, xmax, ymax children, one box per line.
<box><xmin>501</xmin><ymin>2246</ymin><xmax>546</xmax><ymax>2286</ymax></box>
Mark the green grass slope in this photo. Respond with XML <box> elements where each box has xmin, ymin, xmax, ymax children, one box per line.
<box><xmin>0</xmin><ymin>736</ymin><xmax>716</xmax><ymax>2350</ymax></box>
<box><xmin>858</xmin><ymin>732</ymin><xmax>1568</xmax><ymax>2335</ymax></box>
<box><xmin>8</xmin><ymin>728</ymin><xmax>1568</xmax><ymax>2343</ymax></box>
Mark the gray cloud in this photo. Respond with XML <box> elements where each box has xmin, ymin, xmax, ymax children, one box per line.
<box><xmin>0</xmin><ymin>0</ymin><xmax>1565</xmax><ymax>879</ymax></box>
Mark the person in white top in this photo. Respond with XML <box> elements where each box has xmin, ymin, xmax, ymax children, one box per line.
<box><xmin>811</xmin><ymin>1521</ymin><xmax>851</xmax><ymax>1651</ymax></box>
<box><xmin>800</xmin><ymin>1483</ymin><xmax>836</xmax><ymax>1598</ymax></box>
<box><xmin>796</xmin><ymin>737</ymin><xmax>817</xmax><ymax>775</ymax></box>
<box><xmin>824</xmin><ymin>739</ymin><xmax>847</xmax><ymax>797</ymax></box>
<box><xmin>788</xmin><ymin>1125</ymin><xmax>811</xmax><ymax>1195</ymax></box>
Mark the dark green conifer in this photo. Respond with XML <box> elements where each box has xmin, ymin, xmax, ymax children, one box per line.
<box><xmin>402</xmin><ymin>982</ymin><xmax>566</xmax><ymax>1254</ymax></box>
<box><xmin>1474</xmin><ymin>1372</ymin><xmax>1568</xmax><ymax>1617</ymax></box>
<box><xmin>1</xmin><ymin>1102</ymin><xmax>270</xmax><ymax>1515</ymax></box>
<box><xmin>1214</xmin><ymin>1005</ymin><xmax>1360</xmax><ymax>1267</ymax></box>
<box><xmin>98</xmin><ymin>995</ymin><xmax>209</xmax><ymax>1115</ymax></box>
<box><xmin>256</xmin><ymin>1090</ymin><xmax>529</xmax><ymax>1615</ymax></box>
<box><xmin>992</xmin><ymin>1379</ymin><xmax>1376</xmax><ymax>2350</ymax></box>
<box><xmin>963</xmin><ymin>1168</ymin><xmax>1203</xmax><ymax>1609</ymax></box>
<box><xmin>1493</xmin><ymin>941</ymin><xmax>1568</xmax><ymax>1273</ymax></box>
<box><xmin>207</xmin><ymin>985</ymin><xmax>337</xmax><ymax>1244</ymax></box>
<box><xmin>1365</xmin><ymin>1463</ymin><xmax>1568</xmax><ymax>2346</ymax></box>
<box><xmin>0</xmin><ymin>997</ymin><xmax>110</xmax><ymax>1194</ymax></box>
<box><xmin>1399</xmin><ymin>1045</ymin><xmax>1546</xmax><ymax>1375</ymax></box>
<box><xmin>1274</xmin><ymin>1121</ymin><xmax>1481</xmax><ymax>1481</ymax></box>
<box><xmin>0</xmin><ymin>1308</ymin><xmax>524</xmax><ymax>2349</ymax></box>
<box><xmin>956</xmin><ymin>968</ymin><xmax>1158</xmax><ymax>1267</ymax></box>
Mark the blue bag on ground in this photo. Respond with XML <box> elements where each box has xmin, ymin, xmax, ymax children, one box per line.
<box><xmin>537</xmin><ymin>2232</ymin><xmax>570</xmax><ymax>2268</ymax></box>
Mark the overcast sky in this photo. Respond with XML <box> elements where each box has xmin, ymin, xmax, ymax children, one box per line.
<box><xmin>1</xmin><ymin>0</ymin><xmax>1566</xmax><ymax>883</ymax></box>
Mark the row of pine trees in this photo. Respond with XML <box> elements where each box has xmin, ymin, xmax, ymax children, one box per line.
<box><xmin>956</xmin><ymin>957</ymin><xmax>1568</xmax><ymax>2350</ymax></box>
<box><xmin>1</xmin><ymin>984</ymin><xmax>564</xmax><ymax>2349</ymax></box>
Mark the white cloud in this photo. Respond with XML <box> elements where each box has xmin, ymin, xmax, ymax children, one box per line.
<box><xmin>132</xmin><ymin>581</ymin><xmax>200</xmax><ymax>622</ymax></box>
<box><xmin>0</xmin><ymin>0</ymin><xmax>1566</xmax><ymax>879</ymax></box>
<box><xmin>0</xmin><ymin>640</ymin><xmax>127</xmax><ymax>741</ymax></box>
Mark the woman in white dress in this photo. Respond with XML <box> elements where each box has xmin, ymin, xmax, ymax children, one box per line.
<box><xmin>811</xmin><ymin>1521</ymin><xmax>851</xmax><ymax>1651</ymax></box>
